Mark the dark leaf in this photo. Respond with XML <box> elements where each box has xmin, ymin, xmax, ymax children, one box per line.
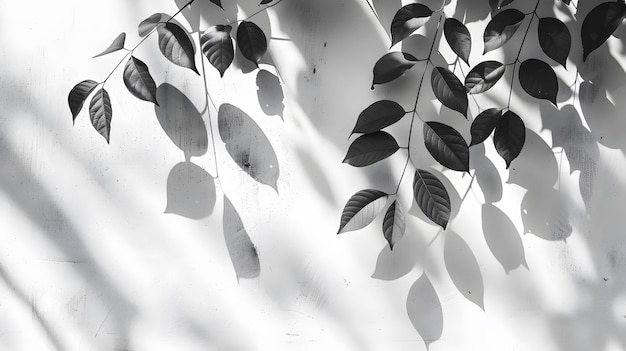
<box><xmin>470</xmin><ymin>108</ymin><xmax>502</xmax><ymax>146</ymax></box>
<box><xmin>372</xmin><ymin>52</ymin><xmax>418</xmax><ymax>87</ymax></box>
<box><xmin>351</xmin><ymin>100</ymin><xmax>407</xmax><ymax>134</ymax></box>
<box><xmin>157</xmin><ymin>22</ymin><xmax>199</xmax><ymax>74</ymax></box>
<box><xmin>561</xmin><ymin>0</ymin><xmax>571</xmax><ymax>4</ymax></box>
<box><xmin>519</xmin><ymin>59</ymin><xmax>558</xmax><ymax>105</ymax></box>
<box><xmin>123</xmin><ymin>56</ymin><xmax>158</xmax><ymax>105</ymax></box>
<box><xmin>424</xmin><ymin>122</ymin><xmax>469</xmax><ymax>172</ymax></box>
<box><xmin>538</xmin><ymin>17</ymin><xmax>571</xmax><ymax>68</ymax></box>
<box><xmin>260</xmin><ymin>0</ymin><xmax>273</xmax><ymax>3</ymax></box>
<box><xmin>210</xmin><ymin>0</ymin><xmax>223</xmax><ymax>8</ymax></box>
<box><xmin>581</xmin><ymin>2</ymin><xmax>626</xmax><ymax>61</ymax></box>
<box><xmin>338</xmin><ymin>189</ymin><xmax>389</xmax><ymax>234</ymax></box>
<box><xmin>431</xmin><ymin>66</ymin><xmax>468</xmax><ymax>118</ymax></box>
<box><xmin>483</xmin><ymin>9</ymin><xmax>525</xmax><ymax>53</ymax></box>
<box><xmin>413</xmin><ymin>169</ymin><xmax>451</xmax><ymax>229</ymax></box>
<box><xmin>93</xmin><ymin>32</ymin><xmax>126</xmax><ymax>58</ymax></box>
<box><xmin>390</xmin><ymin>3</ymin><xmax>433</xmax><ymax>47</ymax></box>
<box><xmin>139</xmin><ymin>13</ymin><xmax>168</xmax><ymax>37</ymax></box>
<box><xmin>407</xmin><ymin>274</ymin><xmax>443</xmax><ymax>349</ymax></box>
<box><xmin>89</xmin><ymin>88</ymin><xmax>112</xmax><ymax>143</ymax></box>
<box><xmin>500</xmin><ymin>0</ymin><xmax>516</xmax><ymax>8</ymax></box>
<box><xmin>343</xmin><ymin>131</ymin><xmax>400</xmax><ymax>167</ymax></box>
<box><xmin>444</xmin><ymin>232</ymin><xmax>485</xmax><ymax>309</ymax></box>
<box><xmin>201</xmin><ymin>25</ymin><xmax>234</xmax><ymax>77</ymax></box>
<box><xmin>223</xmin><ymin>196</ymin><xmax>260</xmax><ymax>281</ymax></box>
<box><xmin>68</xmin><ymin>79</ymin><xmax>98</xmax><ymax>122</ymax></box>
<box><xmin>237</xmin><ymin>21</ymin><xmax>267</xmax><ymax>66</ymax></box>
<box><xmin>494</xmin><ymin>110</ymin><xmax>525</xmax><ymax>168</ymax></box>
<box><xmin>444</xmin><ymin>18</ymin><xmax>471</xmax><ymax>65</ymax></box>
<box><xmin>465</xmin><ymin>60</ymin><xmax>506</xmax><ymax>94</ymax></box>
<box><xmin>382</xmin><ymin>200</ymin><xmax>406</xmax><ymax>250</ymax></box>
<box><xmin>489</xmin><ymin>0</ymin><xmax>499</xmax><ymax>12</ymax></box>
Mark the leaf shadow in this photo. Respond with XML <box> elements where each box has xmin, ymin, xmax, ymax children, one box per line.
<box><xmin>154</xmin><ymin>83</ymin><xmax>208</xmax><ymax>161</ymax></box>
<box><xmin>256</xmin><ymin>69</ymin><xmax>285</xmax><ymax>118</ymax></box>
<box><xmin>443</xmin><ymin>231</ymin><xmax>485</xmax><ymax>310</ymax></box>
<box><xmin>371</xmin><ymin>217</ymin><xmax>424</xmax><ymax>280</ymax></box>
<box><xmin>482</xmin><ymin>203</ymin><xmax>528</xmax><ymax>273</ymax></box>
<box><xmin>174</xmin><ymin>0</ymin><xmax>238</xmax><ymax>33</ymax></box>
<box><xmin>223</xmin><ymin>195</ymin><xmax>260</xmax><ymax>281</ymax></box>
<box><xmin>406</xmin><ymin>273</ymin><xmax>443</xmax><ymax>350</ymax></box>
<box><xmin>506</xmin><ymin>129</ymin><xmax>558</xmax><ymax>190</ymax></box>
<box><xmin>164</xmin><ymin>161</ymin><xmax>216</xmax><ymax>219</ymax></box>
<box><xmin>295</xmin><ymin>146</ymin><xmax>337</xmax><ymax>206</ymax></box>
<box><xmin>521</xmin><ymin>186</ymin><xmax>572</xmax><ymax>242</ymax></box>
<box><xmin>470</xmin><ymin>143</ymin><xmax>503</xmax><ymax>203</ymax></box>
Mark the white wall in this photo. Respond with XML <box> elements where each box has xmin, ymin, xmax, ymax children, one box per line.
<box><xmin>1</xmin><ymin>0</ymin><xmax>625</xmax><ymax>350</ymax></box>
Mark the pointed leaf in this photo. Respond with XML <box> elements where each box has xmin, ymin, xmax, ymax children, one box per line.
<box><xmin>413</xmin><ymin>169</ymin><xmax>451</xmax><ymax>229</ymax></box>
<box><xmin>237</xmin><ymin>21</ymin><xmax>267</xmax><ymax>66</ymax></box>
<box><xmin>500</xmin><ymin>0</ymin><xmax>516</xmax><ymax>8</ymax></box>
<box><xmin>483</xmin><ymin>9</ymin><xmax>525</xmax><ymax>53</ymax></box>
<box><xmin>561</xmin><ymin>0</ymin><xmax>571</xmax><ymax>4</ymax></box>
<box><xmin>444</xmin><ymin>18</ymin><xmax>471</xmax><ymax>65</ymax></box>
<box><xmin>210</xmin><ymin>0</ymin><xmax>223</xmax><ymax>9</ymax></box>
<box><xmin>201</xmin><ymin>25</ymin><xmax>234</xmax><ymax>77</ymax></box>
<box><xmin>538</xmin><ymin>17</ymin><xmax>571</xmax><ymax>67</ymax></box>
<box><xmin>260</xmin><ymin>0</ymin><xmax>273</xmax><ymax>3</ymax></box>
<box><xmin>431</xmin><ymin>66</ymin><xmax>468</xmax><ymax>118</ymax></box>
<box><xmin>89</xmin><ymin>88</ymin><xmax>112</xmax><ymax>143</ymax></box>
<box><xmin>581</xmin><ymin>2</ymin><xmax>626</xmax><ymax>61</ymax></box>
<box><xmin>372</xmin><ymin>52</ymin><xmax>418</xmax><ymax>87</ymax></box>
<box><xmin>407</xmin><ymin>274</ymin><xmax>443</xmax><ymax>349</ymax></box>
<box><xmin>424</xmin><ymin>122</ymin><xmax>469</xmax><ymax>172</ymax></box>
<box><xmin>390</xmin><ymin>3</ymin><xmax>433</xmax><ymax>47</ymax></box>
<box><xmin>351</xmin><ymin>100</ymin><xmax>407</xmax><ymax>134</ymax></box>
<box><xmin>338</xmin><ymin>189</ymin><xmax>389</xmax><ymax>234</ymax></box>
<box><xmin>123</xmin><ymin>56</ymin><xmax>158</xmax><ymax>105</ymax></box>
<box><xmin>465</xmin><ymin>60</ymin><xmax>506</xmax><ymax>94</ymax></box>
<box><xmin>444</xmin><ymin>232</ymin><xmax>485</xmax><ymax>309</ymax></box>
<box><xmin>470</xmin><ymin>108</ymin><xmax>502</xmax><ymax>146</ymax></box>
<box><xmin>383</xmin><ymin>200</ymin><xmax>406</xmax><ymax>250</ymax></box>
<box><xmin>139</xmin><ymin>13</ymin><xmax>167</xmax><ymax>37</ymax></box>
<box><xmin>343</xmin><ymin>131</ymin><xmax>400</xmax><ymax>167</ymax></box>
<box><xmin>223</xmin><ymin>195</ymin><xmax>260</xmax><ymax>280</ymax></box>
<box><xmin>68</xmin><ymin>79</ymin><xmax>99</xmax><ymax>122</ymax></box>
<box><xmin>494</xmin><ymin>110</ymin><xmax>525</xmax><ymax>168</ymax></box>
<box><xmin>157</xmin><ymin>22</ymin><xmax>199</xmax><ymax>74</ymax></box>
<box><xmin>93</xmin><ymin>32</ymin><xmax>126</xmax><ymax>58</ymax></box>
<box><xmin>519</xmin><ymin>59</ymin><xmax>558</xmax><ymax>105</ymax></box>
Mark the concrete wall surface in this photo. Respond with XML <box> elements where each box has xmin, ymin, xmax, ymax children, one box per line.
<box><xmin>1</xmin><ymin>0</ymin><xmax>625</xmax><ymax>350</ymax></box>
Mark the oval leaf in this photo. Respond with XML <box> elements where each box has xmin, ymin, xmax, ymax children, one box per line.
<box><xmin>413</xmin><ymin>169</ymin><xmax>451</xmax><ymax>229</ymax></box>
<box><xmin>68</xmin><ymin>79</ymin><xmax>99</xmax><ymax>122</ymax></box>
<box><xmin>424</xmin><ymin>122</ymin><xmax>469</xmax><ymax>172</ymax></box>
<box><xmin>123</xmin><ymin>56</ymin><xmax>158</xmax><ymax>105</ymax></box>
<box><xmin>444</xmin><ymin>232</ymin><xmax>485</xmax><ymax>309</ymax></box>
<box><xmin>538</xmin><ymin>17</ymin><xmax>571</xmax><ymax>68</ymax></box>
<box><xmin>351</xmin><ymin>100</ymin><xmax>407</xmax><ymax>134</ymax></box>
<box><xmin>93</xmin><ymin>32</ymin><xmax>126</xmax><ymax>58</ymax></box>
<box><xmin>157</xmin><ymin>22</ymin><xmax>199</xmax><ymax>74</ymax></box>
<box><xmin>372</xmin><ymin>52</ymin><xmax>418</xmax><ymax>87</ymax></box>
<box><xmin>470</xmin><ymin>108</ymin><xmax>502</xmax><ymax>146</ymax></box>
<box><xmin>407</xmin><ymin>274</ymin><xmax>443</xmax><ymax>349</ymax></box>
<box><xmin>465</xmin><ymin>60</ymin><xmax>506</xmax><ymax>94</ymax></box>
<box><xmin>237</xmin><ymin>21</ymin><xmax>267</xmax><ymax>66</ymax></box>
<box><xmin>343</xmin><ymin>131</ymin><xmax>400</xmax><ymax>167</ymax></box>
<box><xmin>201</xmin><ymin>25</ymin><xmax>234</xmax><ymax>78</ymax></box>
<box><xmin>390</xmin><ymin>3</ymin><xmax>433</xmax><ymax>47</ymax></box>
<box><xmin>338</xmin><ymin>189</ymin><xmax>389</xmax><ymax>234</ymax></box>
<box><xmin>581</xmin><ymin>2</ymin><xmax>626</xmax><ymax>61</ymax></box>
<box><xmin>483</xmin><ymin>9</ymin><xmax>525</xmax><ymax>53</ymax></box>
<box><xmin>494</xmin><ymin>110</ymin><xmax>525</xmax><ymax>168</ymax></box>
<box><xmin>519</xmin><ymin>59</ymin><xmax>558</xmax><ymax>105</ymax></box>
<box><xmin>139</xmin><ymin>13</ymin><xmax>167</xmax><ymax>37</ymax></box>
<box><xmin>260</xmin><ymin>0</ymin><xmax>273</xmax><ymax>3</ymax></box>
<box><xmin>89</xmin><ymin>88</ymin><xmax>112</xmax><ymax>143</ymax></box>
<box><xmin>383</xmin><ymin>200</ymin><xmax>406</xmax><ymax>250</ymax></box>
<box><xmin>431</xmin><ymin>66</ymin><xmax>468</xmax><ymax>118</ymax></box>
<box><xmin>165</xmin><ymin>162</ymin><xmax>216</xmax><ymax>219</ymax></box>
<box><xmin>444</xmin><ymin>18</ymin><xmax>471</xmax><ymax>65</ymax></box>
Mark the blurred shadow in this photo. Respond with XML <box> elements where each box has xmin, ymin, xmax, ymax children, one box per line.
<box><xmin>223</xmin><ymin>195</ymin><xmax>260</xmax><ymax>281</ymax></box>
<box><xmin>482</xmin><ymin>203</ymin><xmax>528</xmax><ymax>273</ymax></box>
<box><xmin>256</xmin><ymin>69</ymin><xmax>285</xmax><ymax>118</ymax></box>
<box><xmin>174</xmin><ymin>0</ymin><xmax>237</xmax><ymax>33</ymax></box>
<box><xmin>295</xmin><ymin>146</ymin><xmax>337</xmax><ymax>206</ymax></box>
<box><xmin>443</xmin><ymin>231</ymin><xmax>485</xmax><ymax>310</ymax></box>
<box><xmin>407</xmin><ymin>273</ymin><xmax>443</xmax><ymax>350</ymax></box>
<box><xmin>521</xmin><ymin>186</ymin><xmax>572</xmax><ymax>242</ymax></box>
<box><xmin>165</xmin><ymin>161</ymin><xmax>216</xmax><ymax>219</ymax></box>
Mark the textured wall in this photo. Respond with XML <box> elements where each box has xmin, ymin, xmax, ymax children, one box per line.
<box><xmin>1</xmin><ymin>0</ymin><xmax>625</xmax><ymax>350</ymax></box>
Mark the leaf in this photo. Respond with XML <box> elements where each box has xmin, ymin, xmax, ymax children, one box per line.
<box><xmin>209</xmin><ymin>0</ymin><xmax>223</xmax><ymax>9</ymax></box>
<box><xmin>465</xmin><ymin>60</ymin><xmax>506</xmax><ymax>94</ymax></box>
<box><xmin>390</xmin><ymin>3</ymin><xmax>433</xmax><ymax>47</ymax></box>
<box><xmin>201</xmin><ymin>25</ymin><xmax>234</xmax><ymax>77</ymax></box>
<box><xmin>382</xmin><ymin>200</ymin><xmax>406</xmax><ymax>250</ymax></box>
<box><xmin>93</xmin><ymin>32</ymin><xmax>126</xmax><ymax>58</ymax></box>
<box><xmin>351</xmin><ymin>100</ymin><xmax>406</xmax><ymax>134</ymax></box>
<box><xmin>68</xmin><ymin>80</ymin><xmax>98</xmax><ymax>123</ymax></box>
<box><xmin>581</xmin><ymin>2</ymin><xmax>626</xmax><ymax>61</ymax></box>
<box><xmin>431</xmin><ymin>66</ymin><xmax>468</xmax><ymax>118</ymax></box>
<box><xmin>407</xmin><ymin>274</ymin><xmax>443</xmax><ymax>349</ymax></box>
<box><xmin>494</xmin><ymin>110</ymin><xmax>525</xmax><ymax>168</ymax></box>
<box><xmin>157</xmin><ymin>22</ymin><xmax>199</xmax><ymax>74</ymax></box>
<box><xmin>338</xmin><ymin>189</ymin><xmax>389</xmax><ymax>234</ymax></box>
<box><xmin>372</xmin><ymin>52</ymin><xmax>418</xmax><ymax>87</ymax></box>
<box><xmin>123</xmin><ymin>56</ymin><xmax>158</xmax><ymax>105</ymax></box>
<box><xmin>470</xmin><ymin>108</ymin><xmax>502</xmax><ymax>146</ymax></box>
<box><xmin>343</xmin><ymin>131</ymin><xmax>400</xmax><ymax>167</ymax></box>
<box><xmin>444</xmin><ymin>18</ymin><xmax>471</xmax><ymax>65</ymax></box>
<box><xmin>519</xmin><ymin>59</ymin><xmax>558</xmax><ymax>105</ymax></box>
<box><xmin>89</xmin><ymin>88</ymin><xmax>112</xmax><ymax>143</ymax></box>
<box><xmin>538</xmin><ymin>17</ymin><xmax>571</xmax><ymax>68</ymax></box>
<box><xmin>139</xmin><ymin>13</ymin><xmax>167</xmax><ymax>37</ymax></box>
<box><xmin>260</xmin><ymin>0</ymin><xmax>273</xmax><ymax>3</ymax></box>
<box><xmin>444</xmin><ymin>232</ymin><xmax>485</xmax><ymax>309</ymax></box>
<box><xmin>483</xmin><ymin>9</ymin><xmax>525</xmax><ymax>53</ymax></box>
<box><xmin>237</xmin><ymin>21</ymin><xmax>267</xmax><ymax>66</ymax></box>
<box><xmin>561</xmin><ymin>0</ymin><xmax>571</xmax><ymax>4</ymax></box>
<box><xmin>223</xmin><ymin>195</ymin><xmax>260</xmax><ymax>281</ymax></box>
<box><xmin>423</xmin><ymin>122</ymin><xmax>469</xmax><ymax>172</ymax></box>
<box><xmin>500</xmin><ymin>0</ymin><xmax>516</xmax><ymax>8</ymax></box>
<box><xmin>413</xmin><ymin>169</ymin><xmax>451</xmax><ymax>229</ymax></box>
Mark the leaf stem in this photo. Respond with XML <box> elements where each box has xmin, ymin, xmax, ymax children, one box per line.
<box><xmin>166</xmin><ymin>0</ymin><xmax>196</xmax><ymax>24</ymax></box>
<box><xmin>198</xmin><ymin>31</ymin><xmax>221</xmax><ymax>181</ymax></box>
